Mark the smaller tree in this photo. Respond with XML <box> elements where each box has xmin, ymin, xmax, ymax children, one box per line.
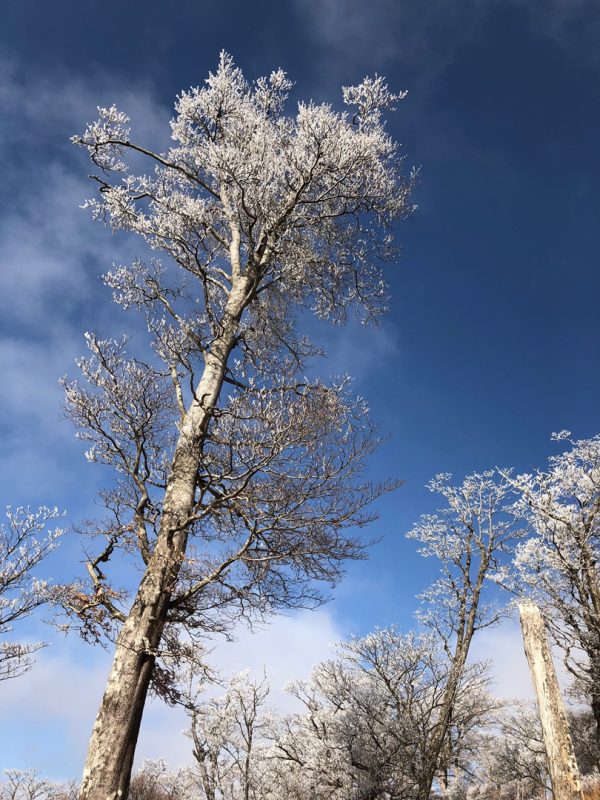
<box><xmin>182</xmin><ymin>670</ymin><xmax>272</xmax><ymax>800</ymax></box>
<box><xmin>568</xmin><ymin>709</ymin><xmax>600</xmax><ymax>776</ymax></box>
<box><xmin>406</xmin><ymin>471</ymin><xmax>522</xmax><ymax>800</ymax></box>
<box><xmin>274</xmin><ymin>628</ymin><xmax>497</xmax><ymax>800</ymax></box>
<box><xmin>0</xmin><ymin>771</ymin><xmax>77</xmax><ymax>800</ymax></box>
<box><xmin>0</xmin><ymin>506</ymin><xmax>62</xmax><ymax>680</ymax></box>
<box><xmin>128</xmin><ymin>762</ymin><xmax>192</xmax><ymax>800</ymax></box>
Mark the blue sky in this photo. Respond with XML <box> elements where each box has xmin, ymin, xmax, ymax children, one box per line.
<box><xmin>1</xmin><ymin>0</ymin><xmax>599</xmax><ymax>779</ymax></box>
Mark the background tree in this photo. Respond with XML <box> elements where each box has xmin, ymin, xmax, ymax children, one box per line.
<box><xmin>272</xmin><ymin>627</ymin><xmax>497</xmax><ymax>800</ymax></box>
<box><xmin>0</xmin><ymin>506</ymin><xmax>62</xmax><ymax>681</ymax></box>
<box><xmin>65</xmin><ymin>52</ymin><xmax>415</xmax><ymax>800</ymax></box>
<box><xmin>512</xmin><ymin>433</ymin><xmax>600</xmax><ymax>741</ymax></box>
<box><xmin>406</xmin><ymin>470</ymin><xmax>523</xmax><ymax>800</ymax></box>
<box><xmin>181</xmin><ymin>671</ymin><xmax>271</xmax><ymax>800</ymax></box>
<box><xmin>473</xmin><ymin>704</ymin><xmax>549</xmax><ymax>800</ymax></box>
<box><xmin>568</xmin><ymin>710</ymin><xmax>600</xmax><ymax>776</ymax></box>
<box><xmin>475</xmin><ymin>704</ymin><xmax>600</xmax><ymax>800</ymax></box>
<box><xmin>0</xmin><ymin>771</ymin><xmax>78</xmax><ymax>800</ymax></box>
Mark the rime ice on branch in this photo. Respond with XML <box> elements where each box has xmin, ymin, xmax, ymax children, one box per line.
<box><xmin>0</xmin><ymin>506</ymin><xmax>62</xmax><ymax>681</ymax></box>
<box><xmin>273</xmin><ymin>628</ymin><xmax>497</xmax><ymax>800</ymax></box>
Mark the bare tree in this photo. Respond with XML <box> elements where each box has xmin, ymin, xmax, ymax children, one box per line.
<box><xmin>568</xmin><ymin>710</ymin><xmax>600</xmax><ymax>776</ymax></box>
<box><xmin>0</xmin><ymin>506</ymin><xmax>62</xmax><ymax>680</ymax></box>
<box><xmin>511</xmin><ymin>432</ymin><xmax>600</xmax><ymax>741</ymax></box>
<box><xmin>519</xmin><ymin>600</ymin><xmax>583</xmax><ymax>800</ymax></box>
<box><xmin>406</xmin><ymin>470</ymin><xmax>523</xmax><ymax>800</ymax></box>
<box><xmin>128</xmin><ymin>762</ymin><xmax>192</xmax><ymax>800</ymax></box>
<box><xmin>0</xmin><ymin>771</ymin><xmax>77</xmax><ymax>800</ymax></box>
<box><xmin>473</xmin><ymin>704</ymin><xmax>549</xmax><ymax>800</ymax></box>
<box><xmin>64</xmin><ymin>53</ymin><xmax>415</xmax><ymax>800</ymax></box>
<box><xmin>180</xmin><ymin>671</ymin><xmax>272</xmax><ymax>800</ymax></box>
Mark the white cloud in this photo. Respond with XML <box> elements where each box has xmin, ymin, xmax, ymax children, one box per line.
<box><xmin>212</xmin><ymin>608</ymin><xmax>342</xmax><ymax>704</ymax></box>
<box><xmin>0</xmin><ymin>167</ymin><xmax>88</xmax><ymax>322</ymax></box>
<box><xmin>134</xmin><ymin>608</ymin><xmax>344</xmax><ymax>768</ymax></box>
<box><xmin>0</xmin><ymin>641</ymin><xmax>111</xmax><ymax>779</ymax></box>
<box><xmin>0</xmin><ymin>336</ymin><xmax>72</xmax><ymax>425</ymax></box>
<box><xmin>0</xmin><ymin>608</ymin><xmax>344</xmax><ymax>778</ymax></box>
<box><xmin>0</xmin><ymin>334</ymin><xmax>77</xmax><ymax>501</ymax></box>
<box><xmin>470</xmin><ymin>618</ymin><xmax>534</xmax><ymax>701</ymax></box>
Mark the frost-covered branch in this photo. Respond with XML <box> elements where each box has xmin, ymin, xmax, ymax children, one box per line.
<box><xmin>180</xmin><ymin>670</ymin><xmax>272</xmax><ymax>800</ymax></box>
<box><xmin>0</xmin><ymin>770</ymin><xmax>78</xmax><ymax>800</ymax></box>
<box><xmin>408</xmin><ymin>471</ymin><xmax>523</xmax><ymax>649</ymax></box>
<box><xmin>0</xmin><ymin>507</ymin><xmax>63</xmax><ymax>680</ymax></box>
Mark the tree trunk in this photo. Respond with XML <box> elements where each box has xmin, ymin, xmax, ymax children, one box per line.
<box><xmin>79</xmin><ymin>569</ymin><xmax>171</xmax><ymax>800</ymax></box>
<box><xmin>519</xmin><ymin>600</ymin><xmax>583</xmax><ymax>800</ymax></box>
<box><xmin>80</xmin><ymin>278</ymin><xmax>253</xmax><ymax>800</ymax></box>
<box><xmin>79</xmin><ymin>443</ymin><xmax>202</xmax><ymax>800</ymax></box>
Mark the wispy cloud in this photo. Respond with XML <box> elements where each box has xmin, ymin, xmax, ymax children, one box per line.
<box><xmin>0</xmin><ymin>54</ymin><xmax>171</xmax><ymax>504</ymax></box>
<box><xmin>293</xmin><ymin>0</ymin><xmax>600</xmax><ymax>92</ymax></box>
<box><xmin>0</xmin><ymin>51</ymin><xmax>171</xmax><ymax>154</ymax></box>
<box><xmin>0</xmin><ymin>52</ymin><xmax>171</xmax><ymax>324</ymax></box>
<box><xmin>292</xmin><ymin>0</ymin><xmax>488</xmax><ymax>89</ymax></box>
<box><xmin>515</xmin><ymin>0</ymin><xmax>600</xmax><ymax>57</ymax></box>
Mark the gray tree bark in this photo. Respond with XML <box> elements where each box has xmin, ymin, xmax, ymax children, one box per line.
<box><xmin>519</xmin><ymin>600</ymin><xmax>583</xmax><ymax>800</ymax></box>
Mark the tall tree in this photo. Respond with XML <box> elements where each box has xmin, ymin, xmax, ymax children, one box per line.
<box><xmin>66</xmin><ymin>53</ymin><xmax>414</xmax><ymax>800</ymax></box>
<box><xmin>512</xmin><ymin>432</ymin><xmax>600</xmax><ymax>741</ymax></box>
<box><xmin>406</xmin><ymin>471</ymin><xmax>522</xmax><ymax>800</ymax></box>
